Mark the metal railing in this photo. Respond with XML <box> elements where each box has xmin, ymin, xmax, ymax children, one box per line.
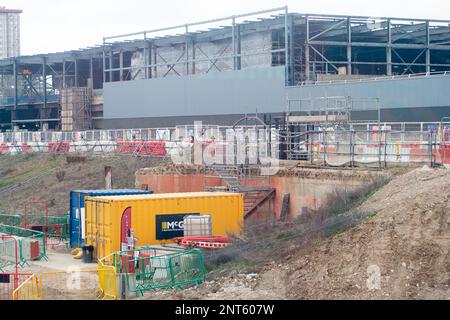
<box><xmin>296</xmin><ymin>71</ymin><xmax>450</xmax><ymax>86</ymax></box>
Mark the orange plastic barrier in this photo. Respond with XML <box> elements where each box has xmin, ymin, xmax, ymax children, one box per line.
<box><xmin>115</xmin><ymin>141</ymin><xmax>167</xmax><ymax>156</ymax></box>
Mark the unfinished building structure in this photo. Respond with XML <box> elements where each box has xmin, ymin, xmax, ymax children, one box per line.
<box><xmin>0</xmin><ymin>7</ymin><xmax>450</xmax><ymax>131</ymax></box>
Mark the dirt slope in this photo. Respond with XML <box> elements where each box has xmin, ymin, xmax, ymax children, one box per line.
<box><xmin>151</xmin><ymin>167</ymin><xmax>449</xmax><ymax>300</ymax></box>
<box><xmin>0</xmin><ymin>154</ymin><xmax>164</xmax><ymax>215</ymax></box>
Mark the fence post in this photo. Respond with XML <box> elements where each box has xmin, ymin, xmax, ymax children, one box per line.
<box><xmin>323</xmin><ymin>129</ymin><xmax>327</xmax><ymax>167</ymax></box>
<box><xmin>384</xmin><ymin>130</ymin><xmax>388</xmax><ymax>168</ymax></box>
<box><xmin>378</xmin><ymin>127</ymin><xmax>382</xmax><ymax>169</ymax></box>
<box><xmin>168</xmin><ymin>257</ymin><xmax>175</xmax><ymax>287</ymax></box>
<box><xmin>350</xmin><ymin>130</ymin><xmax>355</xmax><ymax>168</ymax></box>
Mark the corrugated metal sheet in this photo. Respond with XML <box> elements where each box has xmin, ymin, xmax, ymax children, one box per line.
<box><xmin>103</xmin><ymin>66</ymin><xmax>285</xmax><ymax>119</ymax></box>
<box><xmin>84</xmin><ymin>192</ymin><xmax>244</xmax><ymax>259</ymax></box>
<box><xmin>286</xmin><ymin>75</ymin><xmax>450</xmax><ymax>111</ymax></box>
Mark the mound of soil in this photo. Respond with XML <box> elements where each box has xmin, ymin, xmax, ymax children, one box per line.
<box><xmin>148</xmin><ymin>167</ymin><xmax>449</xmax><ymax>300</ymax></box>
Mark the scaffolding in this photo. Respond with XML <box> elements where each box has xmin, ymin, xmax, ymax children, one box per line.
<box><xmin>60</xmin><ymin>87</ymin><xmax>92</xmax><ymax>131</ymax></box>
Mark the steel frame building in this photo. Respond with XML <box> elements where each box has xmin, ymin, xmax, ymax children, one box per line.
<box><xmin>0</xmin><ymin>6</ymin><xmax>449</xmax><ymax>131</ymax></box>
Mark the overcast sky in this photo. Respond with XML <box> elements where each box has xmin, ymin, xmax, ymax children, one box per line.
<box><xmin>2</xmin><ymin>0</ymin><xmax>450</xmax><ymax>55</ymax></box>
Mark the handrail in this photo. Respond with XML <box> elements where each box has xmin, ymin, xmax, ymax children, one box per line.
<box><xmin>295</xmin><ymin>71</ymin><xmax>450</xmax><ymax>87</ymax></box>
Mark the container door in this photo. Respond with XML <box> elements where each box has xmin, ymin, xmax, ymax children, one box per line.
<box><xmin>70</xmin><ymin>192</ymin><xmax>80</xmax><ymax>248</ymax></box>
<box><xmin>80</xmin><ymin>193</ymin><xmax>87</xmax><ymax>247</ymax></box>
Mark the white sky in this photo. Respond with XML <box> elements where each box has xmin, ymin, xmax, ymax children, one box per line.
<box><xmin>1</xmin><ymin>0</ymin><xmax>450</xmax><ymax>55</ymax></box>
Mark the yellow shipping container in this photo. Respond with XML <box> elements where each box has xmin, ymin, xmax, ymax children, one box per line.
<box><xmin>84</xmin><ymin>192</ymin><xmax>244</xmax><ymax>259</ymax></box>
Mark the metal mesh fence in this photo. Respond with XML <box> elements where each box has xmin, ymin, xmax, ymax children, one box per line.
<box><xmin>9</xmin><ymin>270</ymin><xmax>100</xmax><ymax>300</ymax></box>
<box><xmin>38</xmin><ymin>270</ymin><xmax>99</xmax><ymax>300</ymax></box>
<box><xmin>286</xmin><ymin>129</ymin><xmax>448</xmax><ymax>167</ymax></box>
<box><xmin>99</xmin><ymin>247</ymin><xmax>206</xmax><ymax>299</ymax></box>
<box><xmin>0</xmin><ymin>213</ymin><xmax>70</xmax><ymax>248</ymax></box>
<box><xmin>0</xmin><ymin>273</ymin><xmax>33</xmax><ymax>300</ymax></box>
<box><xmin>12</xmin><ymin>274</ymin><xmax>39</xmax><ymax>300</ymax></box>
<box><xmin>0</xmin><ymin>224</ymin><xmax>46</xmax><ymax>268</ymax></box>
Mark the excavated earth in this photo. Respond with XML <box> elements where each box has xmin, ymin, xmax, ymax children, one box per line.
<box><xmin>148</xmin><ymin>166</ymin><xmax>450</xmax><ymax>300</ymax></box>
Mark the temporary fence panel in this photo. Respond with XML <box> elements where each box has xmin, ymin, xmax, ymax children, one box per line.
<box><xmin>0</xmin><ymin>273</ymin><xmax>33</xmax><ymax>300</ymax></box>
<box><xmin>38</xmin><ymin>270</ymin><xmax>99</xmax><ymax>300</ymax></box>
<box><xmin>85</xmin><ymin>192</ymin><xmax>244</xmax><ymax>260</ymax></box>
<box><xmin>98</xmin><ymin>257</ymin><xmax>118</xmax><ymax>300</ymax></box>
<box><xmin>302</xmin><ymin>129</ymin><xmax>449</xmax><ymax>167</ymax></box>
<box><xmin>0</xmin><ymin>225</ymin><xmax>46</xmax><ymax>266</ymax></box>
<box><xmin>69</xmin><ymin>189</ymin><xmax>152</xmax><ymax>249</ymax></box>
<box><xmin>23</xmin><ymin>201</ymin><xmax>48</xmax><ymax>227</ymax></box>
<box><xmin>12</xmin><ymin>274</ymin><xmax>39</xmax><ymax>300</ymax></box>
<box><xmin>0</xmin><ymin>214</ymin><xmax>23</xmax><ymax>226</ymax></box>
<box><xmin>99</xmin><ymin>247</ymin><xmax>206</xmax><ymax>299</ymax></box>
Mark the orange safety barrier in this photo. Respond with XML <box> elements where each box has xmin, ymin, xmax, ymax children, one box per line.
<box><xmin>0</xmin><ymin>143</ymin><xmax>8</xmax><ymax>154</ymax></box>
<box><xmin>47</xmin><ymin>142</ymin><xmax>70</xmax><ymax>153</ymax></box>
<box><xmin>116</xmin><ymin>141</ymin><xmax>167</xmax><ymax>156</ymax></box>
<box><xmin>174</xmin><ymin>236</ymin><xmax>232</xmax><ymax>249</ymax></box>
<box><xmin>20</xmin><ymin>144</ymin><xmax>33</xmax><ymax>153</ymax></box>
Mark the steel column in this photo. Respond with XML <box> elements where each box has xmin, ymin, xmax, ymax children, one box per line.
<box><xmin>284</xmin><ymin>7</ymin><xmax>289</xmax><ymax>86</ymax></box>
<box><xmin>109</xmin><ymin>49</ymin><xmax>113</xmax><ymax>82</ymax></box>
<box><xmin>74</xmin><ymin>58</ymin><xmax>78</xmax><ymax>87</ymax></box>
<box><xmin>90</xmin><ymin>56</ymin><xmax>94</xmax><ymax>87</ymax></box>
<box><xmin>426</xmin><ymin>21</ymin><xmax>431</xmax><ymax>73</ymax></box>
<box><xmin>305</xmin><ymin>15</ymin><xmax>311</xmax><ymax>81</ymax></box>
<box><xmin>185</xmin><ymin>25</ymin><xmax>189</xmax><ymax>76</ymax></box>
<box><xmin>347</xmin><ymin>17</ymin><xmax>352</xmax><ymax>75</ymax></box>
<box><xmin>144</xmin><ymin>33</ymin><xmax>149</xmax><ymax>79</ymax></box>
<box><xmin>232</xmin><ymin>16</ymin><xmax>236</xmax><ymax>70</ymax></box>
<box><xmin>43</xmin><ymin>57</ymin><xmax>47</xmax><ymax>113</ymax></box>
<box><xmin>236</xmin><ymin>24</ymin><xmax>241</xmax><ymax>70</ymax></box>
<box><xmin>119</xmin><ymin>50</ymin><xmax>124</xmax><ymax>81</ymax></box>
<box><xmin>153</xmin><ymin>44</ymin><xmax>157</xmax><ymax>78</ymax></box>
<box><xmin>387</xmin><ymin>19</ymin><xmax>392</xmax><ymax>76</ymax></box>
<box><xmin>13</xmin><ymin>58</ymin><xmax>18</xmax><ymax>109</ymax></box>
<box><xmin>289</xmin><ymin>14</ymin><xmax>295</xmax><ymax>84</ymax></box>
<box><xmin>62</xmin><ymin>60</ymin><xmax>66</xmax><ymax>88</ymax></box>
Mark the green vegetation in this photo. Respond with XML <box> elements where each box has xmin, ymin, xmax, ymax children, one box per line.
<box><xmin>0</xmin><ymin>155</ymin><xmax>63</xmax><ymax>189</ymax></box>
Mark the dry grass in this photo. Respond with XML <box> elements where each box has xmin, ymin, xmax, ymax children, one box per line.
<box><xmin>204</xmin><ymin>176</ymin><xmax>390</xmax><ymax>276</ymax></box>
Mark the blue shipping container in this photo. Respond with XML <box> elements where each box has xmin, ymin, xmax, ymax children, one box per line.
<box><xmin>70</xmin><ymin>189</ymin><xmax>152</xmax><ymax>248</ymax></box>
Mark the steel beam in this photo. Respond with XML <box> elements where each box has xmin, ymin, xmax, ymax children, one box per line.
<box><xmin>309</xmin><ymin>40</ymin><xmax>450</xmax><ymax>50</ymax></box>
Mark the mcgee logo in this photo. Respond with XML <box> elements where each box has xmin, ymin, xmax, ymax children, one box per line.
<box><xmin>161</xmin><ymin>220</ymin><xmax>184</xmax><ymax>232</ymax></box>
<box><xmin>156</xmin><ymin>213</ymin><xmax>199</xmax><ymax>240</ymax></box>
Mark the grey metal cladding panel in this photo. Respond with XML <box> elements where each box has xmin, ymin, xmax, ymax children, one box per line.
<box><xmin>103</xmin><ymin>66</ymin><xmax>285</xmax><ymax>119</ymax></box>
<box><xmin>286</xmin><ymin>76</ymin><xmax>450</xmax><ymax>110</ymax></box>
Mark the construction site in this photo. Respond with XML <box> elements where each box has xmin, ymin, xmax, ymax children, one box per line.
<box><xmin>0</xmin><ymin>5</ymin><xmax>449</xmax><ymax>301</ymax></box>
